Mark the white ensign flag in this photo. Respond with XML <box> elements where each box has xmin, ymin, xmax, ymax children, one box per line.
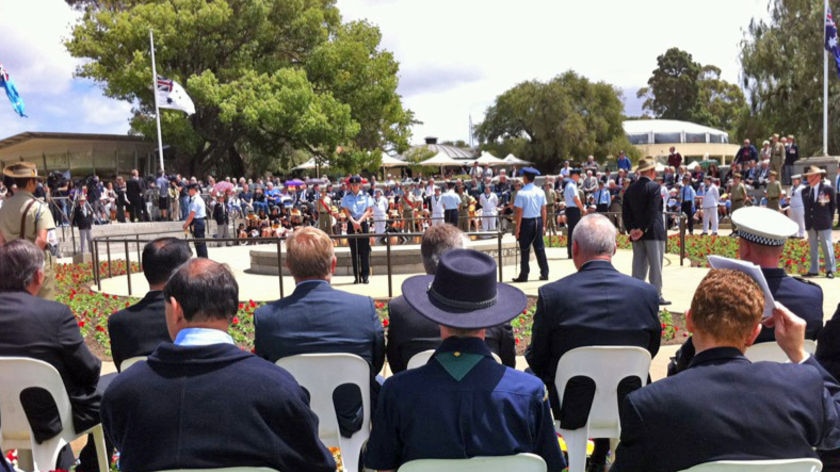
<box><xmin>156</xmin><ymin>75</ymin><xmax>195</xmax><ymax>115</ymax></box>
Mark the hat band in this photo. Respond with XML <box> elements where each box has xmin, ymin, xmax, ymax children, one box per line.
<box><xmin>737</xmin><ymin>230</ymin><xmax>785</xmax><ymax>247</ymax></box>
<box><xmin>428</xmin><ymin>283</ymin><xmax>497</xmax><ymax>311</ymax></box>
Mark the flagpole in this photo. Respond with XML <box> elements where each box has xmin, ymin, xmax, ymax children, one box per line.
<box><xmin>826</xmin><ymin>0</ymin><xmax>830</xmax><ymax>156</ymax></box>
<box><xmin>149</xmin><ymin>30</ymin><xmax>166</xmax><ymax>173</ymax></box>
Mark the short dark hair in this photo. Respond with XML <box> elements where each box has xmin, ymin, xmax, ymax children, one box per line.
<box><xmin>0</xmin><ymin>239</ymin><xmax>44</xmax><ymax>291</ymax></box>
<box><xmin>163</xmin><ymin>259</ymin><xmax>238</xmax><ymax>323</ymax></box>
<box><xmin>142</xmin><ymin>237</ymin><xmax>193</xmax><ymax>285</ymax></box>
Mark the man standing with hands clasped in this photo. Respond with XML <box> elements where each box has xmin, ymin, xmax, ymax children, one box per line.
<box><xmin>512</xmin><ymin>167</ymin><xmax>549</xmax><ymax>283</ymax></box>
<box><xmin>803</xmin><ymin>165</ymin><xmax>836</xmax><ymax>279</ymax></box>
<box><xmin>622</xmin><ymin>158</ymin><xmax>669</xmax><ymax>305</ymax></box>
<box><xmin>342</xmin><ymin>175</ymin><xmax>373</xmax><ymax>284</ymax></box>
<box><xmin>182</xmin><ymin>183</ymin><xmax>208</xmax><ymax>258</ymax></box>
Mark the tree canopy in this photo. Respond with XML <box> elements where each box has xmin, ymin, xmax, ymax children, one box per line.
<box><xmin>739</xmin><ymin>0</ymin><xmax>835</xmax><ymax>155</ymax></box>
<box><xmin>637</xmin><ymin>48</ymin><xmax>746</xmax><ymax>134</ymax></box>
<box><xmin>64</xmin><ymin>0</ymin><xmax>414</xmax><ymax>176</ymax></box>
<box><xmin>475</xmin><ymin>71</ymin><xmax>636</xmax><ymax>171</ymax></box>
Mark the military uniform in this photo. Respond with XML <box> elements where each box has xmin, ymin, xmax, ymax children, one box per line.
<box><xmin>317</xmin><ymin>195</ymin><xmax>333</xmax><ymax>235</ymax></box>
<box><xmin>457</xmin><ymin>190</ymin><xmax>470</xmax><ymax>232</ymax></box>
<box><xmin>545</xmin><ymin>186</ymin><xmax>557</xmax><ymax>235</ymax></box>
<box><xmin>729</xmin><ymin>181</ymin><xmax>747</xmax><ymax>231</ymax></box>
<box><xmin>766</xmin><ymin>179</ymin><xmax>782</xmax><ymax>211</ymax></box>
<box><xmin>0</xmin><ymin>190</ymin><xmax>57</xmax><ymax>299</ymax></box>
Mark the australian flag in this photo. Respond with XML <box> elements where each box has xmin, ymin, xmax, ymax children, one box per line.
<box><xmin>827</xmin><ymin>7</ymin><xmax>840</xmax><ymax>79</ymax></box>
<box><xmin>156</xmin><ymin>75</ymin><xmax>195</xmax><ymax>115</ymax></box>
<box><xmin>0</xmin><ymin>64</ymin><xmax>26</xmax><ymax>117</ymax></box>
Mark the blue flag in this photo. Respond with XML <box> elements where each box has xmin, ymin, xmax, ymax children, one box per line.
<box><xmin>0</xmin><ymin>65</ymin><xmax>26</xmax><ymax>117</ymax></box>
<box><xmin>826</xmin><ymin>7</ymin><xmax>840</xmax><ymax>79</ymax></box>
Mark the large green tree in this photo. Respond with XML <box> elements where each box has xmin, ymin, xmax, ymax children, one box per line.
<box><xmin>475</xmin><ymin>71</ymin><xmax>634</xmax><ymax>170</ymax></box>
<box><xmin>637</xmin><ymin>48</ymin><xmax>702</xmax><ymax>121</ymax></box>
<box><xmin>740</xmin><ymin>0</ymin><xmax>836</xmax><ymax>155</ymax></box>
<box><xmin>65</xmin><ymin>0</ymin><xmax>413</xmax><ymax>176</ymax></box>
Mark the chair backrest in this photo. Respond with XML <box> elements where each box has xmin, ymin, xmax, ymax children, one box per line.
<box><xmin>745</xmin><ymin>340</ymin><xmax>817</xmax><ymax>363</ymax></box>
<box><xmin>406</xmin><ymin>349</ymin><xmax>502</xmax><ymax>370</ymax></box>
<box><xmin>0</xmin><ymin>357</ymin><xmax>74</xmax><ymax>450</ymax></box>
<box><xmin>154</xmin><ymin>468</ymin><xmax>281</xmax><ymax>472</ymax></box>
<box><xmin>275</xmin><ymin>353</ymin><xmax>370</xmax><ymax>472</ymax></box>
<box><xmin>119</xmin><ymin>355</ymin><xmax>147</xmax><ymax>372</ymax></box>
<box><xmin>679</xmin><ymin>458</ymin><xmax>822</xmax><ymax>472</ymax></box>
<box><xmin>554</xmin><ymin>346</ymin><xmax>651</xmax><ymax>438</ymax></box>
<box><xmin>397</xmin><ymin>453</ymin><xmax>547</xmax><ymax>472</ymax></box>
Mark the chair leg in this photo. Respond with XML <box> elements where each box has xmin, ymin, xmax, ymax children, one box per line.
<box><xmin>91</xmin><ymin>425</ymin><xmax>109</xmax><ymax>472</ymax></box>
<box><xmin>16</xmin><ymin>449</ymin><xmax>33</xmax><ymax>472</ymax></box>
<box><xmin>560</xmin><ymin>428</ymin><xmax>589</xmax><ymax>472</ymax></box>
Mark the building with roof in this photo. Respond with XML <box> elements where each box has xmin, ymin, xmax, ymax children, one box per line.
<box><xmin>623</xmin><ymin>119</ymin><xmax>739</xmax><ymax>163</ymax></box>
<box><xmin>0</xmin><ymin>131</ymin><xmax>156</xmax><ymax>178</ymax></box>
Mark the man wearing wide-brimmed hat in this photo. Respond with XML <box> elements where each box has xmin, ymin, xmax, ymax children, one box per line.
<box><xmin>365</xmin><ymin>249</ymin><xmax>565</xmax><ymax>471</ymax></box>
<box><xmin>622</xmin><ymin>158</ymin><xmax>669</xmax><ymax>305</ymax></box>
<box><xmin>0</xmin><ymin>161</ymin><xmax>57</xmax><ymax>299</ymax></box>
<box><xmin>729</xmin><ymin>172</ymin><xmax>747</xmax><ymax>232</ymax></box>
<box><xmin>803</xmin><ymin>165</ymin><xmax>836</xmax><ymax>278</ymax></box>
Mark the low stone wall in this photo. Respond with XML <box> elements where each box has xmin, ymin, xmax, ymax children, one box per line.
<box><xmin>250</xmin><ymin>237</ymin><xmax>520</xmax><ymax>276</ymax></box>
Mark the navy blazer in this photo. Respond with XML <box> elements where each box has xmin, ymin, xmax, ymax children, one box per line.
<box><xmin>613</xmin><ymin>347</ymin><xmax>840</xmax><ymax>472</ymax></box>
<box><xmin>254</xmin><ymin>280</ymin><xmax>385</xmax><ymax>371</ymax></box>
<box><xmin>387</xmin><ymin>295</ymin><xmax>516</xmax><ymax>373</ymax></box>
<box><xmin>107</xmin><ymin>290</ymin><xmax>172</xmax><ymax>371</ymax></box>
<box><xmin>526</xmin><ymin>260</ymin><xmax>661</xmax><ymax>415</ymax></box>
<box><xmin>622</xmin><ymin>176</ymin><xmax>666</xmax><ymax>241</ymax></box>
<box><xmin>0</xmin><ymin>290</ymin><xmax>101</xmax><ymax>437</ymax></box>
<box><xmin>804</xmin><ymin>182</ymin><xmax>836</xmax><ymax>231</ymax></box>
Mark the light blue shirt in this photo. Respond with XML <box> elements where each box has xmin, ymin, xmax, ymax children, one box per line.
<box><xmin>595</xmin><ymin>188</ymin><xmax>611</xmax><ymax>205</ymax></box>
<box><xmin>680</xmin><ymin>185</ymin><xmax>696</xmax><ymax>211</ymax></box>
<box><xmin>174</xmin><ymin>327</ymin><xmax>234</xmax><ymax>346</ymax></box>
<box><xmin>441</xmin><ymin>189</ymin><xmax>461</xmax><ymax>210</ymax></box>
<box><xmin>514</xmin><ymin>182</ymin><xmax>546</xmax><ymax>218</ymax></box>
<box><xmin>341</xmin><ymin>190</ymin><xmax>373</xmax><ymax>219</ymax></box>
<box><xmin>189</xmin><ymin>195</ymin><xmax>207</xmax><ymax>218</ymax></box>
<box><xmin>564</xmin><ymin>180</ymin><xmax>580</xmax><ymax>207</ymax></box>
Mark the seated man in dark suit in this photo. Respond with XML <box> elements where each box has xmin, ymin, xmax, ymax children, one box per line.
<box><xmin>101</xmin><ymin>259</ymin><xmax>335</xmax><ymax>472</ymax></box>
<box><xmin>0</xmin><ymin>240</ymin><xmax>106</xmax><ymax>471</ymax></box>
<box><xmin>612</xmin><ymin>269</ymin><xmax>840</xmax><ymax>472</ymax></box>
<box><xmin>668</xmin><ymin>206</ymin><xmax>823</xmax><ymax>375</ymax></box>
<box><xmin>366</xmin><ymin>249</ymin><xmax>566</xmax><ymax>472</ymax></box>
<box><xmin>254</xmin><ymin>226</ymin><xmax>385</xmax><ymax>437</ymax></box>
<box><xmin>108</xmin><ymin>237</ymin><xmax>192</xmax><ymax>370</ymax></box>
<box><xmin>525</xmin><ymin>213</ymin><xmax>661</xmax><ymax>472</ymax></box>
<box><xmin>387</xmin><ymin>224</ymin><xmax>516</xmax><ymax>372</ymax></box>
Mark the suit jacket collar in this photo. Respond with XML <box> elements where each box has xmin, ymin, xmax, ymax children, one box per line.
<box><xmin>290</xmin><ymin>279</ymin><xmax>330</xmax><ymax>297</ymax></box>
<box><xmin>689</xmin><ymin>346</ymin><xmax>748</xmax><ymax>369</ymax></box>
<box><xmin>578</xmin><ymin>259</ymin><xmax>617</xmax><ymax>273</ymax></box>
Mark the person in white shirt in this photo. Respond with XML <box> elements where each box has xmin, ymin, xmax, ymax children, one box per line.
<box><xmin>429</xmin><ymin>185</ymin><xmax>444</xmax><ymax>225</ymax></box>
<box><xmin>701</xmin><ymin>176</ymin><xmax>720</xmax><ymax>235</ymax></box>
<box><xmin>479</xmin><ymin>183</ymin><xmax>499</xmax><ymax>231</ymax></box>
<box><xmin>788</xmin><ymin>174</ymin><xmax>806</xmax><ymax>238</ymax></box>
<box><xmin>372</xmin><ymin>188</ymin><xmax>389</xmax><ymax>242</ymax></box>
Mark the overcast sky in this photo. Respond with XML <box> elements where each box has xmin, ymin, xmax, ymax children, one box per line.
<box><xmin>1</xmin><ymin>0</ymin><xmax>769</xmax><ymax>145</ymax></box>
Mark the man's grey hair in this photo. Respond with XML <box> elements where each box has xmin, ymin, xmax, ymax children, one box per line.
<box><xmin>572</xmin><ymin>213</ymin><xmax>616</xmax><ymax>257</ymax></box>
<box><xmin>0</xmin><ymin>239</ymin><xmax>44</xmax><ymax>291</ymax></box>
<box><xmin>420</xmin><ymin>224</ymin><xmax>468</xmax><ymax>275</ymax></box>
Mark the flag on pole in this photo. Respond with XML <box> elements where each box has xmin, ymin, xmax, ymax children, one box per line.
<box><xmin>0</xmin><ymin>64</ymin><xmax>26</xmax><ymax>117</ymax></box>
<box><xmin>156</xmin><ymin>75</ymin><xmax>195</xmax><ymax>115</ymax></box>
<box><xmin>826</xmin><ymin>7</ymin><xmax>840</xmax><ymax>79</ymax></box>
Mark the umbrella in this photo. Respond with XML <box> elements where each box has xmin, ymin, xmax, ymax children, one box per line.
<box><xmin>284</xmin><ymin>178</ymin><xmax>306</xmax><ymax>188</ymax></box>
<box><xmin>418</xmin><ymin>151</ymin><xmax>467</xmax><ymax>167</ymax></box>
<box><xmin>503</xmin><ymin>153</ymin><xmax>533</xmax><ymax>165</ymax></box>
<box><xmin>212</xmin><ymin>181</ymin><xmax>235</xmax><ymax>195</ymax></box>
<box><xmin>473</xmin><ymin>151</ymin><xmax>505</xmax><ymax>166</ymax></box>
<box><xmin>380</xmin><ymin>152</ymin><xmax>407</xmax><ymax>168</ymax></box>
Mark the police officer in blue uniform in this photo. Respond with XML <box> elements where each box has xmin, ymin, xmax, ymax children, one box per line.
<box><xmin>512</xmin><ymin>167</ymin><xmax>549</xmax><ymax>282</ymax></box>
<box><xmin>564</xmin><ymin>168</ymin><xmax>585</xmax><ymax>259</ymax></box>
<box><xmin>341</xmin><ymin>175</ymin><xmax>373</xmax><ymax>283</ymax></box>
<box><xmin>365</xmin><ymin>249</ymin><xmax>566</xmax><ymax>471</ymax></box>
<box><xmin>182</xmin><ymin>183</ymin><xmax>208</xmax><ymax>258</ymax></box>
<box><xmin>668</xmin><ymin>206</ymin><xmax>824</xmax><ymax>375</ymax></box>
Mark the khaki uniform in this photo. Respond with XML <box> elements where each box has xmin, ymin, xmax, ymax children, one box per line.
<box><xmin>402</xmin><ymin>193</ymin><xmax>419</xmax><ymax>232</ymax></box>
<box><xmin>0</xmin><ymin>190</ymin><xmax>57</xmax><ymax>299</ymax></box>
<box><xmin>766</xmin><ymin>180</ymin><xmax>782</xmax><ymax>211</ymax></box>
<box><xmin>770</xmin><ymin>142</ymin><xmax>785</xmax><ymax>176</ymax></box>
<box><xmin>458</xmin><ymin>192</ymin><xmax>470</xmax><ymax>232</ymax></box>
<box><xmin>317</xmin><ymin>196</ymin><xmax>333</xmax><ymax>234</ymax></box>
<box><xmin>730</xmin><ymin>182</ymin><xmax>747</xmax><ymax>231</ymax></box>
<box><xmin>545</xmin><ymin>188</ymin><xmax>557</xmax><ymax>234</ymax></box>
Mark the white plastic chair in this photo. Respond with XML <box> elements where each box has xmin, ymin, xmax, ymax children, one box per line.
<box><xmin>154</xmin><ymin>468</ymin><xmax>281</xmax><ymax>472</ymax></box>
<box><xmin>118</xmin><ymin>355</ymin><xmax>147</xmax><ymax>372</ymax></box>
<box><xmin>275</xmin><ymin>353</ymin><xmax>370</xmax><ymax>472</ymax></box>
<box><xmin>745</xmin><ymin>339</ymin><xmax>817</xmax><ymax>363</ymax></box>
<box><xmin>553</xmin><ymin>346</ymin><xmax>652</xmax><ymax>472</ymax></box>
<box><xmin>397</xmin><ymin>452</ymin><xmax>547</xmax><ymax>472</ymax></box>
<box><xmin>679</xmin><ymin>458</ymin><xmax>822</xmax><ymax>472</ymax></box>
<box><xmin>406</xmin><ymin>349</ymin><xmax>502</xmax><ymax>370</ymax></box>
<box><xmin>0</xmin><ymin>357</ymin><xmax>109</xmax><ymax>472</ymax></box>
